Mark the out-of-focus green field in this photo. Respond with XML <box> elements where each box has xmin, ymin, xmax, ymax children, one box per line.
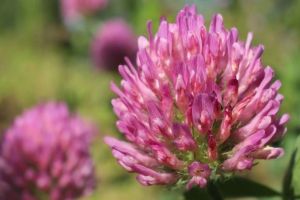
<box><xmin>1</xmin><ymin>0</ymin><xmax>300</xmax><ymax>199</ymax></box>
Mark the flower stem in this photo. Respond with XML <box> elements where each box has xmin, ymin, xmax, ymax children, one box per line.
<box><xmin>207</xmin><ymin>182</ymin><xmax>223</xmax><ymax>200</ymax></box>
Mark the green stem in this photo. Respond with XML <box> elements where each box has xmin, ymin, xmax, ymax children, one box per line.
<box><xmin>207</xmin><ymin>182</ymin><xmax>223</xmax><ymax>200</ymax></box>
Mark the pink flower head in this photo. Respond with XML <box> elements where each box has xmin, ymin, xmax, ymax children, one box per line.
<box><xmin>0</xmin><ymin>102</ymin><xmax>96</xmax><ymax>200</ymax></box>
<box><xmin>61</xmin><ymin>0</ymin><xmax>107</xmax><ymax>25</ymax></box>
<box><xmin>91</xmin><ymin>19</ymin><xmax>137</xmax><ymax>70</ymax></box>
<box><xmin>105</xmin><ymin>5</ymin><xmax>289</xmax><ymax>189</ymax></box>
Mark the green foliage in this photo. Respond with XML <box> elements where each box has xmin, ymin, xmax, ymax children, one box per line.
<box><xmin>1</xmin><ymin>0</ymin><xmax>300</xmax><ymax>199</ymax></box>
<box><xmin>184</xmin><ymin>177</ymin><xmax>281</xmax><ymax>200</ymax></box>
<box><xmin>283</xmin><ymin>149</ymin><xmax>298</xmax><ymax>200</ymax></box>
<box><xmin>293</xmin><ymin>137</ymin><xmax>300</xmax><ymax>196</ymax></box>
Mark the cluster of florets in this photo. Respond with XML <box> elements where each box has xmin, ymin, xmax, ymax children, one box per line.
<box><xmin>105</xmin><ymin>5</ymin><xmax>289</xmax><ymax>189</ymax></box>
<box><xmin>0</xmin><ymin>102</ymin><xmax>96</xmax><ymax>200</ymax></box>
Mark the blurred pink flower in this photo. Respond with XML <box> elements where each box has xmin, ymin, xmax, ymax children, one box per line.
<box><xmin>91</xmin><ymin>19</ymin><xmax>137</xmax><ymax>70</ymax></box>
<box><xmin>105</xmin><ymin>5</ymin><xmax>289</xmax><ymax>189</ymax></box>
<box><xmin>61</xmin><ymin>0</ymin><xmax>107</xmax><ymax>25</ymax></box>
<box><xmin>0</xmin><ymin>102</ymin><xmax>96</xmax><ymax>200</ymax></box>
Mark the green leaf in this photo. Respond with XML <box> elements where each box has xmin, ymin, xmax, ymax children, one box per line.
<box><xmin>292</xmin><ymin>136</ymin><xmax>300</xmax><ymax>197</ymax></box>
<box><xmin>184</xmin><ymin>187</ymin><xmax>211</xmax><ymax>200</ymax></box>
<box><xmin>218</xmin><ymin>177</ymin><xmax>281</xmax><ymax>198</ymax></box>
<box><xmin>207</xmin><ymin>182</ymin><xmax>224</xmax><ymax>200</ymax></box>
<box><xmin>184</xmin><ymin>177</ymin><xmax>281</xmax><ymax>200</ymax></box>
<box><xmin>283</xmin><ymin>149</ymin><xmax>298</xmax><ymax>200</ymax></box>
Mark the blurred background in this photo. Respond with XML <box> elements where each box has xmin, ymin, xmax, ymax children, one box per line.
<box><xmin>0</xmin><ymin>0</ymin><xmax>300</xmax><ymax>199</ymax></box>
